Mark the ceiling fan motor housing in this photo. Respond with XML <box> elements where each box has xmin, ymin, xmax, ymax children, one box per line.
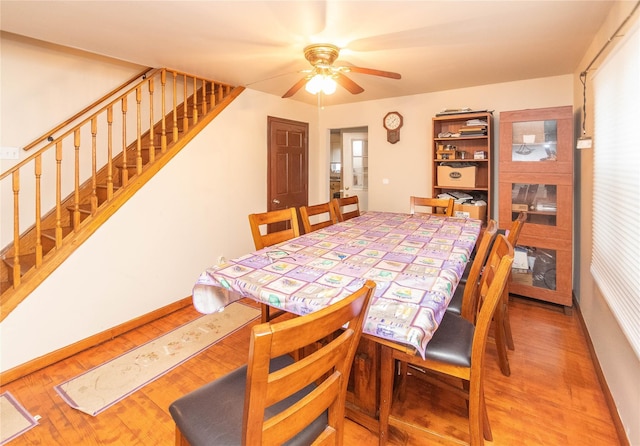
<box><xmin>304</xmin><ymin>44</ymin><xmax>340</xmax><ymax>67</ymax></box>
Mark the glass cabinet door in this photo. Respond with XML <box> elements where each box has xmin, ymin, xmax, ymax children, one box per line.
<box><xmin>499</xmin><ymin>175</ymin><xmax>572</xmax><ymax>242</ymax></box>
<box><xmin>510</xmin><ymin>183</ymin><xmax>557</xmax><ymax>226</ymax></box>
<box><xmin>499</xmin><ymin>106</ymin><xmax>573</xmax><ymax>175</ymax></box>
<box><xmin>510</xmin><ymin>119</ymin><xmax>558</xmax><ymax>162</ymax></box>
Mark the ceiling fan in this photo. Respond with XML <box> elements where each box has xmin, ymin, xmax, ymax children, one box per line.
<box><xmin>282</xmin><ymin>43</ymin><xmax>401</xmax><ymax>98</ymax></box>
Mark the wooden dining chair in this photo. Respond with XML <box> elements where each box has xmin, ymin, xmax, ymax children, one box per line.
<box><xmin>453</xmin><ymin>212</ymin><xmax>525</xmax><ymax>377</ymax></box>
<box><xmin>379</xmin><ymin>235</ymin><xmax>514</xmax><ymax>446</ymax></box>
<box><xmin>409</xmin><ymin>196</ymin><xmax>455</xmax><ymax>216</ymax></box>
<box><xmin>169</xmin><ymin>280</ymin><xmax>375</xmax><ymax>446</ymax></box>
<box><xmin>248</xmin><ymin>208</ymin><xmax>300</xmax><ymax>322</ymax></box>
<box><xmin>492</xmin><ymin>210</ymin><xmax>527</xmax><ymax>376</ymax></box>
<box><xmin>331</xmin><ymin>196</ymin><xmax>360</xmax><ymax>222</ymax></box>
<box><xmin>299</xmin><ymin>202</ymin><xmax>338</xmax><ymax>234</ymax></box>
<box><xmin>446</xmin><ymin>219</ymin><xmax>498</xmax><ymax>320</ymax></box>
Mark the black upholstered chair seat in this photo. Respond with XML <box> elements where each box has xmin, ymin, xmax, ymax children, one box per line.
<box><xmin>459</xmin><ymin>260</ymin><xmax>472</xmax><ymax>285</ymax></box>
<box><xmin>169</xmin><ymin>355</ymin><xmax>327</xmax><ymax>446</ymax></box>
<box><xmin>423</xmin><ymin>312</ymin><xmax>474</xmax><ymax>367</ymax></box>
<box><xmin>446</xmin><ymin>284</ymin><xmax>464</xmax><ymax>316</ymax></box>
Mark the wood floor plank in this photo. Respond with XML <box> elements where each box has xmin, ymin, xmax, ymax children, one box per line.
<box><xmin>0</xmin><ymin>297</ymin><xmax>621</xmax><ymax>445</ymax></box>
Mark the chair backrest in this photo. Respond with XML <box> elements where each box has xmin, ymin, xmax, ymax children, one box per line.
<box><xmin>506</xmin><ymin>211</ymin><xmax>527</xmax><ymax>246</ymax></box>
<box><xmin>460</xmin><ymin>219</ymin><xmax>498</xmax><ymax>322</ymax></box>
<box><xmin>242</xmin><ymin>280</ymin><xmax>376</xmax><ymax>445</ymax></box>
<box><xmin>409</xmin><ymin>196</ymin><xmax>455</xmax><ymax>217</ymax></box>
<box><xmin>331</xmin><ymin>196</ymin><xmax>360</xmax><ymax>222</ymax></box>
<box><xmin>248</xmin><ymin>208</ymin><xmax>300</xmax><ymax>250</ymax></box>
<box><xmin>299</xmin><ymin>202</ymin><xmax>338</xmax><ymax>234</ymax></box>
<box><xmin>470</xmin><ymin>235</ymin><xmax>514</xmax><ymax>375</ymax></box>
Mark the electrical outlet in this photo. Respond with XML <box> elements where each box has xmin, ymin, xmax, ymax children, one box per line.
<box><xmin>0</xmin><ymin>146</ymin><xmax>20</xmax><ymax>160</ymax></box>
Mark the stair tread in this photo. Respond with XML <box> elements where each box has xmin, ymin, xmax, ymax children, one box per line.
<box><xmin>41</xmin><ymin>226</ymin><xmax>73</xmax><ymax>240</ymax></box>
<box><xmin>3</xmin><ymin>252</ymin><xmax>36</xmax><ymax>270</ymax></box>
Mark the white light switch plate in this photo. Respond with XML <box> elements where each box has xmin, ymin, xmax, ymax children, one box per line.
<box><xmin>0</xmin><ymin>146</ymin><xmax>20</xmax><ymax>159</ymax></box>
<box><xmin>576</xmin><ymin>137</ymin><xmax>593</xmax><ymax>149</ymax></box>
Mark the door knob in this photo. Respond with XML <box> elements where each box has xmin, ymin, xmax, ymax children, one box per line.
<box><xmin>272</xmin><ymin>199</ymin><xmax>280</xmax><ymax>204</ymax></box>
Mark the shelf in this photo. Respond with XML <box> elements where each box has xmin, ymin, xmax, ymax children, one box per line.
<box><xmin>435</xmin><ymin>185</ymin><xmax>489</xmax><ymax>191</ymax></box>
<box><xmin>434</xmin><ymin>136</ymin><xmax>488</xmax><ymax>141</ymax></box>
<box><xmin>432</xmin><ymin>111</ymin><xmax>493</xmax><ymax>221</ymax></box>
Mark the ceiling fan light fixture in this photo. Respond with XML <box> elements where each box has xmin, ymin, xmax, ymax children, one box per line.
<box><xmin>305</xmin><ymin>73</ymin><xmax>337</xmax><ymax>95</ymax></box>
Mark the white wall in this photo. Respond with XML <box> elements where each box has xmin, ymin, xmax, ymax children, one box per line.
<box><xmin>573</xmin><ymin>2</ymin><xmax>640</xmax><ymax>444</ymax></box>
<box><xmin>0</xmin><ymin>35</ymin><xmax>319</xmax><ymax>370</ymax></box>
<box><xmin>316</xmin><ymin>76</ymin><xmax>573</xmax><ymax>216</ymax></box>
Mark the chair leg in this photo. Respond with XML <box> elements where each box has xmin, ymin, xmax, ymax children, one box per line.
<box><xmin>397</xmin><ymin>361</ymin><xmax>409</xmax><ymax>402</ymax></box>
<box><xmin>378</xmin><ymin>346</ymin><xmax>395</xmax><ymax>446</ymax></box>
<box><xmin>493</xmin><ymin>301</ymin><xmax>511</xmax><ymax>377</ymax></box>
<box><xmin>493</xmin><ymin>294</ymin><xmax>511</xmax><ymax>376</ymax></box>
<box><xmin>481</xmin><ymin>388</ymin><xmax>493</xmax><ymax>442</ymax></box>
<box><xmin>468</xmin><ymin>380</ymin><xmax>485</xmax><ymax>446</ymax></box>
<box><xmin>175</xmin><ymin>427</ymin><xmax>190</xmax><ymax>446</ymax></box>
<box><xmin>503</xmin><ymin>300</ymin><xmax>515</xmax><ymax>350</ymax></box>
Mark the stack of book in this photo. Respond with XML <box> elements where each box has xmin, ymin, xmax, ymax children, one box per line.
<box><xmin>458</xmin><ymin>118</ymin><xmax>488</xmax><ymax>136</ymax></box>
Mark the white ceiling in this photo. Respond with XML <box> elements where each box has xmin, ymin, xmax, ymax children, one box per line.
<box><xmin>0</xmin><ymin>1</ymin><xmax>614</xmax><ymax>106</ymax></box>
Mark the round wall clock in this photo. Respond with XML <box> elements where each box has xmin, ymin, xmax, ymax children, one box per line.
<box><xmin>383</xmin><ymin>111</ymin><xmax>403</xmax><ymax>144</ymax></box>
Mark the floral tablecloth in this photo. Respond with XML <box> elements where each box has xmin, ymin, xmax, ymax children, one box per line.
<box><xmin>192</xmin><ymin>211</ymin><xmax>481</xmax><ymax>357</ymax></box>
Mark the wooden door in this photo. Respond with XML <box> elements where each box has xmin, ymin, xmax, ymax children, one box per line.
<box><xmin>267</xmin><ymin>117</ymin><xmax>308</xmax><ymax>230</ymax></box>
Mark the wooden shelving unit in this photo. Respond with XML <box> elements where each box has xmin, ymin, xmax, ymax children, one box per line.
<box><xmin>432</xmin><ymin>112</ymin><xmax>493</xmax><ymax>221</ymax></box>
<box><xmin>498</xmin><ymin>105</ymin><xmax>574</xmax><ymax>308</ymax></box>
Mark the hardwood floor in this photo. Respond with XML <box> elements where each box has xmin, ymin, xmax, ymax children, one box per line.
<box><xmin>1</xmin><ymin>296</ymin><xmax>621</xmax><ymax>445</ymax></box>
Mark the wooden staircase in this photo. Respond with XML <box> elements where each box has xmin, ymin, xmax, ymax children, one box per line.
<box><xmin>0</xmin><ymin>68</ymin><xmax>244</xmax><ymax>321</ymax></box>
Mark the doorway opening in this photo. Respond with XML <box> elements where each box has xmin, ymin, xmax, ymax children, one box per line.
<box><xmin>329</xmin><ymin>127</ymin><xmax>368</xmax><ymax>211</ymax></box>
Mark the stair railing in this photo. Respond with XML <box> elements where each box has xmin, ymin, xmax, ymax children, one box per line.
<box><xmin>0</xmin><ymin>68</ymin><xmax>238</xmax><ymax>317</ymax></box>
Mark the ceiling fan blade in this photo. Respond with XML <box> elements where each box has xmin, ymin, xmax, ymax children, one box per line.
<box><xmin>344</xmin><ymin>66</ymin><xmax>402</xmax><ymax>79</ymax></box>
<box><xmin>282</xmin><ymin>77</ymin><xmax>309</xmax><ymax>98</ymax></box>
<box><xmin>335</xmin><ymin>73</ymin><xmax>365</xmax><ymax>95</ymax></box>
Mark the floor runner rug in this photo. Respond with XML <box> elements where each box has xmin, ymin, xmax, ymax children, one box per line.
<box><xmin>0</xmin><ymin>391</ymin><xmax>39</xmax><ymax>444</ymax></box>
<box><xmin>54</xmin><ymin>302</ymin><xmax>260</xmax><ymax>416</ymax></box>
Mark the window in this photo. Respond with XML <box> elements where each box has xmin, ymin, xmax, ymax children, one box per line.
<box><xmin>591</xmin><ymin>21</ymin><xmax>640</xmax><ymax>359</ymax></box>
<box><xmin>351</xmin><ymin>139</ymin><xmax>368</xmax><ymax>189</ymax></box>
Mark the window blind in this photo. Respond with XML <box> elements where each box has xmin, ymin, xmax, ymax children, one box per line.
<box><xmin>591</xmin><ymin>22</ymin><xmax>640</xmax><ymax>359</ymax></box>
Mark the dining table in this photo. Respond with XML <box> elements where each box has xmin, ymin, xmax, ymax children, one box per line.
<box><xmin>191</xmin><ymin>210</ymin><xmax>482</xmax><ymax>435</ymax></box>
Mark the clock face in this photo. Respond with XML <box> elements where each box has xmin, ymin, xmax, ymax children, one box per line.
<box><xmin>384</xmin><ymin>112</ymin><xmax>402</xmax><ymax>130</ymax></box>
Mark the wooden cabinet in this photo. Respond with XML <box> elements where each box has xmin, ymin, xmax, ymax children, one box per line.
<box><xmin>498</xmin><ymin>106</ymin><xmax>573</xmax><ymax>307</ymax></box>
<box><xmin>432</xmin><ymin>112</ymin><xmax>493</xmax><ymax>221</ymax></box>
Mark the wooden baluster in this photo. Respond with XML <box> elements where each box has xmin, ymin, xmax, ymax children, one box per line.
<box><xmin>192</xmin><ymin>76</ymin><xmax>198</xmax><ymax>125</ymax></box>
<box><xmin>121</xmin><ymin>96</ymin><xmax>129</xmax><ymax>186</ymax></box>
<box><xmin>183</xmin><ymin>74</ymin><xmax>188</xmax><ymax>133</ymax></box>
<box><xmin>210</xmin><ymin>82</ymin><xmax>217</xmax><ymax>107</ymax></box>
<box><xmin>12</xmin><ymin>171</ymin><xmax>21</xmax><ymax>287</ymax></box>
<box><xmin>218</xmin><ymin>84</ymin><xmax>224</xmax><ymax>103</ymax></box>
<box><xmin>90</xmin><ymin>116</ymin><xmax>98</xmax><ymax>213</ymax></box>
<box><xmin>55</xmin><ymin>141</ymin><xmax>63</xmax><ymax>247</ymax></box>
<box><xmin>34</xmin><ymin>155</ymin><xmax>43</xmax><ymax>266</ymax></box>
<box><xmin>172</xmin><ymin>71</ymin><xmax>178</xmax><ymax>143</ymax></box>
<box><xmin>135</xmin><ymin>86</ymin><xmax>142</xmax><ymax>175</ymax></box>
<box><xmin>73</xmin><ymin>129</ymin><xmax>81</xmax><ymax>229</ymax></box>
<box><xmin>106</xmin><ymin>106</ymin><xmax>114</xmax><ymax>200</ymax></box>
<box><xmin>148</xmin><ymin>77</ymin><xmax>155</xmax><ymax>163</ymax></box>
<box><xmin>160</xmin><ymin>70</ymin><xmax>167</xmax><ymax>153</ymax></box>
<box><xmin>201</xmin><ymin>79</ymin><xmax>208</xmax><ymax>115</ymax></box>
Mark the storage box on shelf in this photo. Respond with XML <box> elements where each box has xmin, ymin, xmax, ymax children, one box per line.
<box><xmin>432</xmin><ymin>111</ymin><xmax>493</xmax><ymax>220</ymax></box>
<box><xmin>437</xmin><ymin>165</ymin><xmax>478</xmax><ymax>188</ymax></box>
<box><xmin>453</xmin><ymin>203</ymin><xmax>487</xmax><ymax>223</ymax></box>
